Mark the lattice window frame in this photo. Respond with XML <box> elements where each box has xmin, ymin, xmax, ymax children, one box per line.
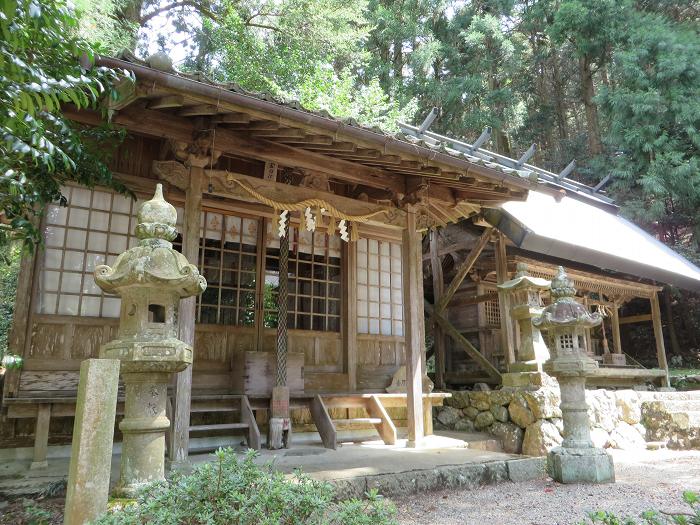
<box><xmin>356</xmin><ymin>238</ymin><xmax>403</xmax><ymax>336</ymax></box>
<box><xmin>264</xmin><ymin>222</ymin><xmax>342</xmax><ymax>332</ymax></box>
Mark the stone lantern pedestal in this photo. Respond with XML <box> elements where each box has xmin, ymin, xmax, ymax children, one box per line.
<box><xmin>95</xmin><ymin>184</ymin><xmax>206</xmax><ymax>497</ymax></box>
<box><xmin>533</xmin><ymin>267</ymin><xmax>614</xmax><ymax>484</ymax></box>
<box><xmin>498</xmin><ymin>263</ymin><xmax>552</xmax><ymax>389</ymax></box>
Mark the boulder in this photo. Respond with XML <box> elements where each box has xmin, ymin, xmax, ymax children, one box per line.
<box><xmin>447</xmin><ymin>390</ymin><xmax>470</xmax><ymax>409</ymax></box>
<box><xmin>615</xmin><ymin>390</ymin><xmax>642</xmax><ymax>425</ymax></box>
<box><xmin>587</xmin><ymin>390</ymin><xmax>617</xmax><ymax>433</ymax></box>
<box><xmin>489</xmin><ymin>390</ymin><xmax>514</xmax><ymax>407</ymax></box>
<box><xmin>436</xmin><ymin>406</ymin><xmax>462</xmax><ymax>427</ymax></box>
<box><xmin>464</xmin><ymin>406</ymin><xmax>480</xmax><ymax>420</ymax></box>
<box><xmin>475</xmin><ymin>410</ymin><xmax>496</xmax><ymax>430</ymax></box>
<box><xmin>524</xmin><ymin>387</ymin><xmax>562</xmax><ymax>420</ymax></box>
<box><xmin>490</xmin><ymin>422</ymin><xmax>524</xmax><ymax>454</ymax></box>
<box><xmin>469</xmin><ymin>391</ymin><xmax>491</xmax><ymax>411</ymax></box>
<box><xmin>550</xmin><ymin>417</ymin><xmax>564</xmax><ymax>434</ymax></box>
<box><xmin>590</xmin><ymin>428</ymin><xmax>610</xmax><ymax>449</ymax></box>
<box><xmin>490</xmin><ymin>404</ymin><xmax>509</xmax><ymax>423</ymax></box>
<box><xmin>609</xmin><ymin>421</ymin><xmax>646</xmax><ymax>450</ymax></box>
<box><xmin>473</xmin><ymin>383</ymin><xmax>491</xmax><ymax>391</ymax></box>
<box><xmin>454</xmin><ymin>419</ymin><xmax>476</xmax><ymax>432</ymax></box>
<box><xmin>509</xmin><ymin>395</ymin><xmax>535</xmax><ymax>428</ymax></box>
<box><xmin>522</xmin><ymin>420</ymin><xmax>562</xmax><ymax>456</ymax></box>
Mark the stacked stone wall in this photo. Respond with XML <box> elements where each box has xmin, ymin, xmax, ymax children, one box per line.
<box><xmin>435</xmin><ymin>386</ymin><xmax>697</xmax><ymax>455</ymax></box>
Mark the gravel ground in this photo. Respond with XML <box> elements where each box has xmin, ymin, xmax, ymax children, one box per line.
<box><xmin>393</xmin><ymin>449</ymin><xmax>700</xmax><ymax>525</ymax></box>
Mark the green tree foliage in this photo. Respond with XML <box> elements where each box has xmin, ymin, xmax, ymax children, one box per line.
<box><xmin>0</xmin><ymin>0</ymin><xmax>128</xmax><ymax>249</ymax></box>
<box><xmin>0</xmin><ymin>243</ymin><xmax>19</xmax><ymax>363</ymax></box>
<box><xmin>598</xmin><ymin>12</ymin><xmax>700</xmax><ymax>243</ymax></box>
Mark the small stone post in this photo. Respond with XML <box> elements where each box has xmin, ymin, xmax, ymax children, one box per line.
<box><xmin>63</xmin><ymin>359</ymin><xmax>120</xmax><ymax>525</ymax></box>
<box><xmin>95</xmin><ymin>184</ymin><xmax>206</xmax><ymax>497</ymax></box>
<box><xmin>498</xmin><ymin>263</ymin><xmax>552</xmax><ymax>389</ymax></box>
<box><xmin>533</xmin><ymin>267</ymin><xmax>614</xmax><ymax>484</ymax></box>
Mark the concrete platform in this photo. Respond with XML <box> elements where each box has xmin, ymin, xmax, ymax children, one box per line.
<box><xmin>0</xmin><ymin>432</ymin><xmax>546</xmax><ymax>499</ymax></box>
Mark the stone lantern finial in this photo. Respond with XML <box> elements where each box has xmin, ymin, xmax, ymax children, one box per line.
<box><xmin>135</xmin><ymin>184</ymin><xmax>178</xmax><ymax>244</ymax></box>
<box><xmin>96</xmin><ymin>184</ymin><xmax>206</xmax><ymax>497</ymax></box>
<box><xmin>533</xmin><ymin>266</ymin><xmax>614</xmax><ymax>484</ymax></box>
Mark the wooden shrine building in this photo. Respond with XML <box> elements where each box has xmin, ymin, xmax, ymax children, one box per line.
<box><xmin>4</xmin><ymin>56</ymin><xmax>700</xmax><ymax>467</ymax></box>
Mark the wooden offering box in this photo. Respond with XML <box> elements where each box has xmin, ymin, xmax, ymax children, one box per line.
<box><xmin>231</xmin><ymin>351</ymin><xmax>305</xmax><ymax>395</ymax></box>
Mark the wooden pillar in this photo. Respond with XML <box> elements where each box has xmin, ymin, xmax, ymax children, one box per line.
<box><xmin>611</xmin><ymin>305</ymin><xmax>622</xmax><ymax>355</ymax></box>
<box><xmin>650</xmin><ymin>293</ymin><xmax>670</xmax><ymax>387</ymax></box>
<box><xmin>402</xmin><ymin>207</ymin><xmax>424</xmax><ymax>447</ymax></box>
<box><xmin>3</xmin><ymin>225</ymin><xmax>40</xmax><ymax>401</ymax></box>
<box><xmin>582</xmin><ymin>296</ymin><xmax>593</xmax><ymax>356</ymax></box>
<box><xmin>31</xmin><ymin>404</ymin><xmax>51</xmax><ymax>469</ymax></box>
<box><xmin>495</xmin><ymin>233</ymin><xmax>516</xmax><ymax>366</ymax></box>
<box><xmin>429</xmin><ymin>229</ymin><xmax>445</xmax><ymax>389</ymax></box>
<box><xmin>342</xmin><ymin>240</ymin><xmax>358</xmax><ymax>390</ymax></box>
<box><xmin>170</xmin><ymin>164</ymin><xmax>203</xmax><ymax>462</ymax></box>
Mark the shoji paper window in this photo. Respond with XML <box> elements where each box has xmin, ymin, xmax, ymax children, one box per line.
<box><xmin>38</xmin><ymin>186</ymin><xmax>184</xmax><ymax>317</ymax></box>
<box><xmin>196</xmin><ymin>211</ymin><xmax>259</xmax><ymax>326</ymax></box>
<box><xmin>356</xmin><ymin>238</ymin><xmax>403</xmax><ymax>336</ymax></box>
<box><xmin>265</xmin><ymin>222</ymin><xmax>342</xmax><ymax>331</ymax></box>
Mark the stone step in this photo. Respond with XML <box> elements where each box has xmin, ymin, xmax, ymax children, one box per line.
<box><xmin>437</xmin><ymin>431</ymin><xmax>504</xmax><ymax>453</ymax></box>
<box><xmin>189</xmin><ymin>423</ymin><xmax>249</xmax><ymax>432</ymax></box>
<box><xmin>647</xmin><ymin>400</ymin><xmax>700</xmax><ymax>412</ymax></box>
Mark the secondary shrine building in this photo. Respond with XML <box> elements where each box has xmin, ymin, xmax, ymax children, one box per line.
<box><xmin>3</xmin><ymin>53</ymin><xmax>700</xmax><ymax>465</ymax></box>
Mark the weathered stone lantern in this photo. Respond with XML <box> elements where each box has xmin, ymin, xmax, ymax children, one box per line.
<box><xmin>95</xmin><ymin>184</ymin><xmax>206</xmax><ymax>496</ymax></box>
<box><xmin>498</xmin><ymin>262</ymin><xmax>551</xmax><ymax>388</ymax></box>
<box><xmin>533</xmin><ymin>266</ymin><xmax>614</xmax><ymax>484</ymax></box>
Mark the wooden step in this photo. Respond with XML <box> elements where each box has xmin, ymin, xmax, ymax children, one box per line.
<box><xmin>333</xmin><ymin>418</ymin><xmax>382</xmax><ymax>426</ymax></box>
<box><xmin>189</xmin><ymin>423</ymin><xmax>249</xmax><ymax>432</ymax></box>
<box><xmin>190</xmin><ymin>405</ymin><xmax>241</xmax><ymax>413</ymax></box>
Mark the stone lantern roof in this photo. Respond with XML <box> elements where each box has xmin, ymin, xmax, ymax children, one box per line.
<box><xmin>95</xmin><ymin>184</ymin><xmax>206</xmax><ymax>297</ymax></box>
<box><xmin>533</xmin><ymin>266</ymin><xmax>602</xmax><ymax>329</ymax></box>
<box><xmin>497</xmin><ymin>262</ymin><xmax>550</xmax><ymax>292</ymax></box>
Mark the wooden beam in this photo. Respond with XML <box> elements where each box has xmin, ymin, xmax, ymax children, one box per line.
<box><xmin>402</xmin><ymin>206</ymin><xmax>425</xmax><ymax>447</ymax></box>
<box><xmin>214</xmin><ymin>112</ymin><xmax>251</xmax><ymax>124</ymax></box>
<box><xmin>178</xmin><ymin>104</ymin><xmax>220</xmax><ymax>117</ymax></box>
<box><xmin>171</xmin><ymin>164</ymin><xmax>203</xmax><ymax>463</ymax></box>
<box><xmin>450</xmin><ymin>291</ymin><xmax>499</xmax><ymax>308</ymax></box>
<box><xmin>422</xmin><ymin>239</ymin><xmax>483</xmax><ymax>260</ymax></box>
<box><xmin>250</xmin><ymin>128</ymin><xmax>305</xmax><ymax>138</ymax></box>
<box><xmin>203</xmin><ymin>169</ymin><xmax>406</xmax><ymax>228</ymax></box>
<box><xmin>434</xmin><ymin>227</ymin><xmax>492</xmax><ymax>316</ymax></box>
<box><xmin>429</xmin><ymin>229</ymin><xmax>446</xmax><ymax>390</ymax></box>
<box><xmin>303</xmin><ymin>142</ymin><xmax>357</xmax><ymax>153</ymax></box>
<box><xmin>280</xmin><ymin>135</ymin><xmax>334</xmax><ymax>145</ymax></box>
<box><xmin>148</xmin><ymin>95</ymin><xmax>184</xmax><ymax>109</ymax></box>
<box><xmin>618</xmin><ymin>313</ymin><xmax>653</xmax><ymax>325</ymax></box>
<box><xmin>495</xmin><ymin>232</ymin><xmax>516</xmax><ymax>366</ymax></box>
<box><xmin>310</xmin><ymin>395</ymin><xmax>336</xmax><ymax>450</ymax></box>
<box><xmin>366</xmin><ymin>395</ymin><xmax>397</xmax><ymax>445</ymax></box>
<box><xmin>425</xmin><ymin>301</ymin><xmax>502</xmax><ymax>382</ymax></box>
<box><xmin>650</xmin><ymin>294</ymin><xmax>670</xmax><ymax>387</ymax></box>
<box><xmin>66</xmin><ymin>107</ymin><xmax>404</xmax><ymax>194</ymax></box>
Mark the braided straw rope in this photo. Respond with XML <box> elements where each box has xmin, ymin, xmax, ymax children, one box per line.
<box><xmin>226</xmin><ymin>174</ymin><xmax>388</xmax><ymax>223</ymax></box>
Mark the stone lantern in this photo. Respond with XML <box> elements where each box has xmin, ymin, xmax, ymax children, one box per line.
<box><xmin>95</xmin><ymin>184</ymin><xmax>206</xmax><ymax>496</ymax></box>
<box><xmin>533</xmin><ymin>266</ymin><xmax>614</xmax><ymax>484</ymax></box>
<box><xmin>498</xmin><ymin>262</ymin><xmax>551</xmax><ymax>388</ymax></box>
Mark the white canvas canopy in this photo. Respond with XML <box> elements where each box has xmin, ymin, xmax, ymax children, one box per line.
<box><xmin>485</xmin><ymin>191</ymin><xmax>700</xmax><ymax>291</ymax></box>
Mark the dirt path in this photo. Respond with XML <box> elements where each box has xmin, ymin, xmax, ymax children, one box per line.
<box><xmin>393</xmin><ymin>449</ymin><xmax>700</xmax><ymax>525</ymax></box>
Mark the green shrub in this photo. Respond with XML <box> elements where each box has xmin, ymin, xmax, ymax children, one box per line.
<box><xmin>91</xmin><ymin>448</ymin><xmax>397</xmax><ymax>525</ymax></box>
<box><xmin>580</xmin><ymin>491</ymin><xmax>699</xmax><ymax>525</ymax></box>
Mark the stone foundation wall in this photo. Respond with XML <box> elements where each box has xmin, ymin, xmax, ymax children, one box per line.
<box><xmin>434</xmin><ymin>385</ymin><xmax>697</xmax><ymax>455</ymax></box>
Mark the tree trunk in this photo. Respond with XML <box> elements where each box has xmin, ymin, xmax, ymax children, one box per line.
<box><xmin>114</xmin><ymin>0</ymin><xmax>144</xmax><ymax>51</ymax></box>
<box><xmin>579</xmin><ymin>55</ymin><xmax>603</xmax><ymax>155</ymax></box>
